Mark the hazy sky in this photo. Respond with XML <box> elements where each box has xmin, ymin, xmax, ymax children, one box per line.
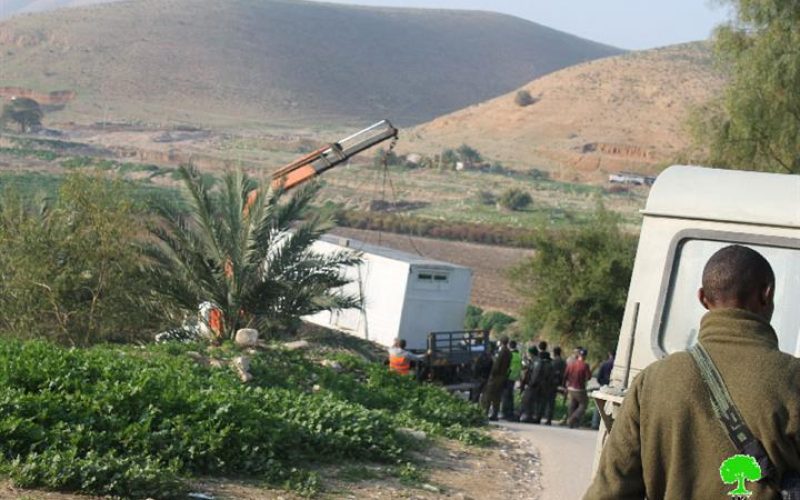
<box><xmin>321</xmin><ymin>0</ymin><xmax>733</xmax><ymax>50</ymax></box>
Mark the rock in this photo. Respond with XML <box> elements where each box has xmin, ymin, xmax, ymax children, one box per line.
<box><xmin>234</xmin><ymin>328</ymin><xmax>259</xmax><ymax>347</ymax></box>
<box><xmin>209</xmin><ymin>358</ymin><xmax>225</xmax><ymax>369</ymax></box>
<box><xmin>321</xmin><ymin>359</ymin><xmax>344</xmax><ymax>372</ymax></box>
<box><xmin>398</xmin><ymin>428</ymin><xmax>427</xmax><ymax>441</ymax></box>
<box><xmin>186</xmin><ymin>351</ymin><xmax>210</xmax><ymax>367</ymax></box>
<box><xmin>421</xmin><ymin>483</ymin><xmax>439</xmax><ymax>493</ymax></box>
<box><xmin>283</xmin><ymin>340</ymin><xmax>310</xmax><ymax>351</ymax></box>
<box><xmin>312</xmin><ymin>384</ymin><xmax>321</xmax><ymax>392</ymax></box>
<box><xmin>233</xmin><ymin>356</ymin><xmax>253</xmax><ymax>383</ymax></box>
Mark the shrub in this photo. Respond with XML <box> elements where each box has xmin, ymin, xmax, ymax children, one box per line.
<box><xmin>514</xmin><ymin>90</ymin><xmax>536</xmax><ymax>107</ymax></box>
<box><xmin>478</xmin><ymin>311</ymin><xmax>516</xmax><ymax>334</ymax></box>
<box><xmin>0</xmin><ymin>173</ymin><xmax>162</xmax><ymax>345</ymax></box>
<box><xmin>464</xmin><ymin>305</ymin><xmax>484</xmax><ymax>329</ymax></box>
<box><xmin>528</xmin><ymin>168</ymin><xmax>550</xmax><ymax>181</ymax></box>
<box><xmin>477</xmin><ymin>190</ymin><xmax>496</xmax><ymax>205</ymax></box>
<box><xmin>498</xmin><ymin>188</ymin><xmax>533</xmax><ymax>211</ymax></box>
<box><xmin>456</xmin><ymin>144</ymin><xmax>482</xmax><ymax>165</ymax></box>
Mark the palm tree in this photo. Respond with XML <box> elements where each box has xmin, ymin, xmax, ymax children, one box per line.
<box><xmin>144</xmin><ymin>165</ymin><xmax>361</xmax><ymax>340</ymax></box>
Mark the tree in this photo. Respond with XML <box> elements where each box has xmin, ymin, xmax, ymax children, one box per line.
<box><xmin>719</xmin><ymin>454</ymin><xmax>761</xmax><ymax>496</ymax></box>
<box><xmin>143</xmin><ymin>165</ymin><xmax>361</xmax><ymax>340</ymax></box>
<box><xmin>0</xmin><ymin>174</ymin><xmax>159</xmax><ymax>345</ymax></box>
<box><xmin>440</xmin><ymin>149</ymin><xmax>459</xmax><ymax>169</ymax></box>
<box><xmin>1</xmin><ymin>97</ymin><xmax>43</xmax><ymax>132</ymax></box>
<box><xmin>456</xmin><ymin>144</ymin><xmax>482</xmax><ymax>165</ymax></box>
<box><xmin>510</xmin><ymin>208</ymin><xmax>636</xmax><ymax>356</ymax></box>
<box><xmin>498</xmin><ymin>188</ymin><xmax>532</xmax><ymax>211</ymax></box>
<box><xmin>692</xmin><ymin>0</ymin><xmax>800</xmax><ymax>173</ymax></box>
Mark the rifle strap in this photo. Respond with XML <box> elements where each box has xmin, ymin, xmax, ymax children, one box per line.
<box><xmin>688</xmin><ymin>342</ymin><xmax>776</xmax><ymax>482</ymax></box>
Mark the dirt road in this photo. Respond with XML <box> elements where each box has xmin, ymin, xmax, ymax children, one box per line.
<box><xmin>496</xmin><ymin>422</ymin><xmax>598</xmax><ymax>500</ymax></box>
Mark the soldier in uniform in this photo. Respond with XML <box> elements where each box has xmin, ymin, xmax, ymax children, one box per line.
<box><xmin>585</xmin><ymin>245</ymin><xmax>800</xmax><ymax>499</ymax></box>
<box><xmin>519</xmin><ymin>345</ymin><xmax>542</xmax><ymax>423</ymax></box>
<box><xmin>480</xmin><ymin>336</ymin><xmax>511</xmax><ymax>421</ymax></box>
<box><xmin>532</xmin><ymin>341</ymin><xmax>555</xmax><ymax>424</ymax></box>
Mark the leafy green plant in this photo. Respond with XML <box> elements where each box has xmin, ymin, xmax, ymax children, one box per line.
<box><xmin>498</xmin><ymin>188</ymin><xmax>532</xmax><ymax>211</ymax></box>
<box><xmin>0</xmin><ymin>339</ymin><xmax>487</xmax><ymax>497</ymax></box>
<box><xmin>144</xmin><ymin>165</ymin><xmax>361</xmax><ymax>339</ymax></box>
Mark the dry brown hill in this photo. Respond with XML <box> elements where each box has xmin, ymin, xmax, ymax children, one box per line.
<box><xmin>0</xmin><ymin>0</ymin><xmax>622</xmax><ymax>128</ymax></box>
<box><xmin>401</xmin><ymin>42</ymin><xmax>725</xmax><ymax>182</ymax></box>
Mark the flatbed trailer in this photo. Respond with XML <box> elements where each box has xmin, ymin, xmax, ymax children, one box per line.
<box><xmin>422</xmin><ymin>330</ymin><xmax>490</xmax><ymax>396</ymax></box>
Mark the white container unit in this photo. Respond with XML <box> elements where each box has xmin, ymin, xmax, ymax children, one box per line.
<box><xmin>304</xmin><ymin>234</ymin><xmax>473</xmax><ymax>350</ymax></box>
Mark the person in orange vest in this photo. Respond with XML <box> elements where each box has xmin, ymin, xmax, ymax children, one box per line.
<box><xmin>388</xmin><ymin>338</ymin><xmax>422</xmax><ymax>376</ymax></box>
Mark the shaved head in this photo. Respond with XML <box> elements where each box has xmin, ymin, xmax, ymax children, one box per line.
<box><xmin>700</xmin><ymin>245</ymin><xmax>774</xmax><ymax>316</ymax></box>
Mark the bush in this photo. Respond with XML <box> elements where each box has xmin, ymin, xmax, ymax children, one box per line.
<box><xmin>498</xmin><ymin>188</ymin><xmax>533</xmax><ymax>211</ymax></box>
<box><xmin>528</xmin><ymin>168</ymin><xmax>550</xmax><ymax>181</ymax></box>
<box><xmin>477</xmin><ymin>190</ymin><xmax>496</xmax><ymax>205</ymax></box>
<box><xmin>478</xmin><ymin>311</ymin><xmax>516</xmax><ymax>334</ymax></box>
<box><xmin>514</xmin><ymin>90</ymin><xmax>536</xmax><ymax>107</ymax></box>
<box><xmin>464</xmin><ymin>305</ymin><xmax>484</xmax><ymax>329</ymax></box>
<box><xmin>464</xmin><ymin>306</ymin><xmax>516</xmax><ymax>335</ymax></box>
<box><xmin>0</xmin><ymin>173</ymin><xmax>162</xmax><ymax>345</ymax></box>
<box><xmin>0</xmin><ymin>339</ymin><xmax>487</xmax><ymax>497</ymax></box>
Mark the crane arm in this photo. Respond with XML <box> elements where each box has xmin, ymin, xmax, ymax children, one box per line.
<box><xmin>270</xmin><ymin>119</ymin><xmax>398</xmax><ymax>191</ymax></box>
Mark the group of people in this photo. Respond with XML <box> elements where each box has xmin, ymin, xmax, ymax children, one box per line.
<box><xmin>477</xmin><ymin>337</ymin><xmax>614</xmax><ymax>427</ymax></box>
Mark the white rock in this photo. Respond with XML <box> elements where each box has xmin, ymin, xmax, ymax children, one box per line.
<box><xmin>233</xmin><ymin>356</ymin><xmax>253</xmax><ymax>383</ymax></box>
<box><xmin>321</xmin><ymin>359</ymin><xmax>344</xmax><ymax>372</ymax></box>
<box><xmin>421</xmin><ymin>483</ymin><xmax>439</xmax><ymax>493</ymax></box>
<box><xmin>234</xmin><ymin>328</ymin><xmax>259</xmax><ymax>347</ymax></box>
<box><xmin>283</xmin><ymin>340</ymin><xmax>310</xmax><ymax>350</ymax></box>
<box><xmin>397</xmin><ymin>428</ymin><xmax>427</xmax><ymax>441</ymax></box>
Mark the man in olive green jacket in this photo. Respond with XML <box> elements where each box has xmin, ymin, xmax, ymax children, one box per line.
<box><xmin>585</xmin><ymin>245</ymin><xmax>800</xmax><ymax>500</ymax></box>
<box><xmin>481</xmin><ymin>336</ymin><xmax>511</xmax><ymax>421</ymax></box>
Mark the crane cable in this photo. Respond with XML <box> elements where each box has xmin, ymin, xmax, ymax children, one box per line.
<box><xmin>374</xmin><ymin>136</ymin><xmax>425</xmax><ymax>257</ymax></box>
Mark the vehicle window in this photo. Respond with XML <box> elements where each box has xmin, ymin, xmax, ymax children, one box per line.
<box><xmin>660</xmin><ymin>239</ymin><xmax>800</xmax><ymax>356</ymax></box>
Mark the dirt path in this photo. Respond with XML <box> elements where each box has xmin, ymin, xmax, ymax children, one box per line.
<box><xmin>496</xmin><ymin>422</ymin><xmax>598</xmax><ymax>500</ymax></box>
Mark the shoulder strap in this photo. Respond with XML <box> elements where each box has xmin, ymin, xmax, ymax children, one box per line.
<box><xmin>688</xmin><ymin>343</ymin><xmax>776</xmax><ymax>481</ymax></box>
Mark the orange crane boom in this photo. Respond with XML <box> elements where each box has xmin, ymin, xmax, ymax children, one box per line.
<box><xmin>271</xmin><ymin>119</ymin><xmax>398</xmax><ymax>191</ymax></box>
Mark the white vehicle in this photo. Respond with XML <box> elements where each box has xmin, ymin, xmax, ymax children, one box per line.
<box><xmin>592</xmin><ymin>165</ymin><xmax>800</xmax><ymax>467</ymax></box>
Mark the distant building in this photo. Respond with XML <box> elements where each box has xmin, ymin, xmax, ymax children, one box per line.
<box><xmin>609</xmin><ymin>171</ymin><xmax>656</xmax><ymax>186</ymax></box>
<box><xmin>304</xmin><ymin>235</ymin><xmax>473</xmax><ymax>350</ymax></box>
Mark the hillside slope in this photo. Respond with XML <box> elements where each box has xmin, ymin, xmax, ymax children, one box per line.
<box><xmin>402</xmin><ymin>42</ymin><xmax>725</xmax><ymax>181</ymax></box>
<box><xmin>0</xmin><ymin>0</ymin><xmax>115</xmax><ymax>18</ymax></box>
<box><xmin>0</xmin><ymin>0</ymin><xmax>622</xmax><ymax>127</ymax></box>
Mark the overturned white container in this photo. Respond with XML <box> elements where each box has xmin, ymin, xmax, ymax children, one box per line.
<box><xmin>304</xmin><ymin>234</ymin><xmax>473</xmax><ymax>351</ymax></box>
